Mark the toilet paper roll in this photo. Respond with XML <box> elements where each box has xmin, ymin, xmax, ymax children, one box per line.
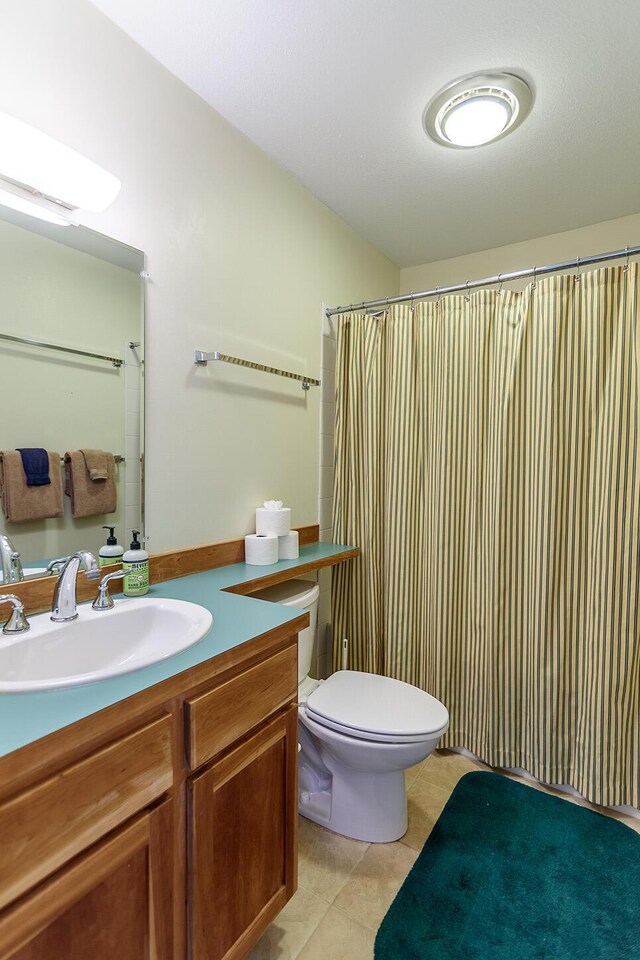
<box><xmin>244</xmin><ymin>533</ymin><xmax>278</xmax><ymax>565</ymax></box>
<box><xmin>256</xmin><ymin>506</ymin><xmax>291</xmax><ymax>537</ymax></box>
<box><xmin>278</xmin><ymin>530</ymin><xmax>299</xmax><ymax>560</ymax></box>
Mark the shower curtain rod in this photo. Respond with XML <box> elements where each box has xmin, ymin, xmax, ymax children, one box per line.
<box><xmin>325</xmin><ymin>244</ymin><xmax>640</xmax><ymax>317</ymax></box>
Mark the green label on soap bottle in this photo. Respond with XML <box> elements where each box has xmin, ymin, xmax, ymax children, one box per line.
<box><xmin>123</xmin><ymin>560</ymin><xmax>149</xmax><ymax>594</ymax></box>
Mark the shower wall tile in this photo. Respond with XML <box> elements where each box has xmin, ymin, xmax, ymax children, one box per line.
<box><xmin>320</xmin><ymin>433</ymin><xmax>334</xmax><ymax>467</ymax></box>
<box><xmin>318</xmin><ymin>316</ymin><xmax>337</xmax><ymax>680</ymax></box>
<box><xmin>320</xmin><ymin>401</ymin><xmax>335</xmax><ymax>436</ymax></box>
<box><xmin>321</xmin><ymin>364</ymin><xmax>335</xmax><ymax>401</ymax></box>
<box><xmin>321</xmin><ymin>333</ymin><xmax>336</xmax><ymax>370</ymax></box>
<box><xmin>318</xmin><ymin>568</ymin><xmax>332</xmax><ymax>592</ymax></box>
<box><xmin>125</xmin><ymin>434</ymin><xmax>140</xmax><ymax>462</ymax></box>
<box><xmin>123</xmin><ymin>339</ymin><xmax>142</xmax><ymax>538</ymax></box>
<box><xmin>319</xmin><ymin>497</ymin><xmax>333</xmax><ymax>531</ymax></box>
<box><xmin>125</xmin><ymin>507</ymin><xmax>141</xmax><ymax>537</ymax></box>
<box><xmin>319</xmin><ymin>465</ymin><xmax>334</xmax><ymax>499</ymax></box>
<box><xmin>319</xmin><ymin>589</ymin><xmax>331</xmax><ymax>624</ymax></box>
<box><xmin>125</xmin><ymin>458</ymin><xmax>141</xmax><ymax>484</ymax></box>
<box><xmin>125</xmin><ymin>481</ymin><xmax>140</xmax><ymax>508</ymax></box>
<box><xmin>125</xmin><ymin>411</ymin><xmax>140</xmax><ymax>438</ymax></box>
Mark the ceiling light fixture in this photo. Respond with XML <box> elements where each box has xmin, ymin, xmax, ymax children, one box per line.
<box><xmin>423</xmin><ymin>73</ymin><xmax>532</xmax><ymax>149</ymax></box>
<box><xmin>0</xmin><ymin>112</ymin><xmax>121</xmax><ymax>226</ymax></box>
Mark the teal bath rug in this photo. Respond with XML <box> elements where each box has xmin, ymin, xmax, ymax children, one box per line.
<box><xmin>375</xmin><ymin>771</ymin><xmax>640</xmax><ymax>959</ymax></box>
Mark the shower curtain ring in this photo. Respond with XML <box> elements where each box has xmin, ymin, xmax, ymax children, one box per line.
<box><xmin>574</xmin><ymin>256</ymin><xmax>581</xmax><ymax>283</ymax></box>
<box><xmin>624</xmin><ymin>246</ymin><xmax>630</xmax><ymax>273</ymax></box>
<box><xmin>435</xmin><ymin>286</ymin><xmax>441</xmax><ymax>308</ymax></box>
<box><xmin>410</xmin><ymin>291</ymin><xmax>415</xmax><ymax>315</ymax></box>
<box><xmin>465</xmin><ymin>280</ymin><xmax>471</xmax><ymax>302</ymax></box>
<box><xmin>531</xmin><ymin>266</ymin><xmax>537</xmax><ymax>290</ymax></box>
<box><xmin>497</xmin><ymin>273</ymin><xmax>504</xmax><ymax>296</ymax></box>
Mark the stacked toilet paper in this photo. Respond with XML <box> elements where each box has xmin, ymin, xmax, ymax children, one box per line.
<box><xmin>245</xmin><ymin>500</ymin><xmax>299</xmax><ymax>564</ymax></box>
<box><xmin>244</xmin><ymin>534</ymin><xmax>279</xmax><ymax>565</ymax></box>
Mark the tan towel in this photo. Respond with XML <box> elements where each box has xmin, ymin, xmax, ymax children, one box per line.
<box><xmin>80</xmin><ymin>448</ymin><xmax>109</xmax><ymax>481</ymax></box>
<box><xmin>64</xmin><ymin>451</ymin><xmax>117</xmax><ymax>518</ymax></box>
<box><xmin>0</xmin><ymin>450</ymin><xmax>64</xmax><ymax>522</ymax></box>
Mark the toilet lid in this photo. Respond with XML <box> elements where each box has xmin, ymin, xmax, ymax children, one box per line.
<box><xmin>305</xmin><ymin>671</ymin><xmax>449</xmax><ymax>741</ymax></box>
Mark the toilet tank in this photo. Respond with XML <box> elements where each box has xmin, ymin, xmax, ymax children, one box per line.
<box><xmin>251</xmin><ymin>578</ymin><xmax>319</xmax><ymax>684</ymax></box>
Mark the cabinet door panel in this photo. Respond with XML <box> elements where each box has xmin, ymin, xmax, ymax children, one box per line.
<box><xmin>0</xmin><ymin>714</ymin><xmax>173</xmax><ymax>910</ymax></box>
<box><xmin>0</xmin><ymin>802</ymin><xmax>173</xmax><ymax>960</ymax></box>
<box><xmin>190</xmin><ymin>707</ymin><xmax>297</xmax><ymax>960</ymax></box>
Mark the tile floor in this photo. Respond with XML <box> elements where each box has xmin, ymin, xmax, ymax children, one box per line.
<box><xmin>246</xmin><ymin>749</ymin><xmax>640</xmax><ymax>960</ymax></box>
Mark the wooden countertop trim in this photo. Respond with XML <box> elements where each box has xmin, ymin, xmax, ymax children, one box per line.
<box><xmin>224</xmin><ymin>548</ymin><xmax>360</xmax><ymax>595</ymax></box>
<box><xmin>0</xmin><ymin>524</ymin><xmax>329</xmax><ymax>616</ymax></box>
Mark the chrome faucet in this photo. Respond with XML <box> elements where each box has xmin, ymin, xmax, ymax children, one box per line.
<box><xmin>46</xmin><ymin>555</ymin><xmax>70</xmax><ymax>575</ymax></box>
<box><xmin>0</xmin><ymin>594</ymin><xmax>30</xmax><ymax>634</ymax></box>
<box><xmin>51</xmin><ymin>550</ymin><xmax>101</xmax><ymax>622</ymax></box>
<box><xmin>0</xmin><ymin>534</ymin><xmax>23</xmax><ymax>585</ymax></box>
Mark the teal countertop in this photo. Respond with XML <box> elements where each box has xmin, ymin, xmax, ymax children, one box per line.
<box><xmin>0</xmin><ymin>543</ymin><xmax>356</xmax><ymax>759</ymax></box>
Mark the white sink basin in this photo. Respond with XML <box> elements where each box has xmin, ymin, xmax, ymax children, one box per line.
<box><xmin>0</xmin><ymin>597</ymin><xmax>213</xmax><ymax>692</ymax></box>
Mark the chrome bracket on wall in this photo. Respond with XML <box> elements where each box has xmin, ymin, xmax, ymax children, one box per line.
<box><xmin>193</xmin><ymin>350</ymin><xmax>321</xmax><ymax>391</ymax></box>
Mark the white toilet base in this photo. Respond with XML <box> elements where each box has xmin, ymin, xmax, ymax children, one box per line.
<box><xmin>298</xmin><ymin>710</ymin><xmax>444</xmax><ymax>843</ymax></box>
<box><xmin>299</xmin><ymin>763</ymin><xmax>408</xmax><ymax>843</ymax></box>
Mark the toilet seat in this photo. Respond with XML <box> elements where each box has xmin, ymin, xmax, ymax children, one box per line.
<box><xmin>305</xmin><ymin>670</ymin><xmax>449</xmax><ymax>744</ymax></box>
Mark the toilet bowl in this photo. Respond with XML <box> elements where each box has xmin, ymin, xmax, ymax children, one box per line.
<box><xmin>252</xmin><ymin>579</ymin><xmax>449</xmax><ymax>843</ymax></box>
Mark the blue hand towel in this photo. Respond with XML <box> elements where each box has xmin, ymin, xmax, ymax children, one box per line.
<box><xmin>16</xmin><ymin>448</ymin><xmax>51</xmax><ymax>486</ymax></box>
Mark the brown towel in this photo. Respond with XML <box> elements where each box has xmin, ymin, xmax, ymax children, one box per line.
<box><xmin>80</xmin><ymin>448</ymin><xmax>109</xmax><ymax>481</ymax></box>
<box><xmin>64</xmin><ymin>451</ymin><xmax>117</xmax><ymax>518</ymax></box>
<box><xmin>0</xmin><ymin>450</ymin><xmax>64</xmax><ymax>522</ymax></box>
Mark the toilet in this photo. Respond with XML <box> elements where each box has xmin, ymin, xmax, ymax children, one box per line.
<box><xmin>252</xmin><ymin>578</ymin><xmax>449</xmax><ymax>843</ymax></box>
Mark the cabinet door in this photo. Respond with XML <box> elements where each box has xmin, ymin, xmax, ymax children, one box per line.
<box><xmin>0</xmin><ymin>802</ymin><xmax>173</xmax><ymax>960</ymax></box>
<box><xmin>189</xmin><ymin>706</ymin><xmax>298</xmax><ymax>960</ymax></box>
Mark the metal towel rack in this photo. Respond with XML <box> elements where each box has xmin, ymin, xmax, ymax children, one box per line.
<box><xmin>194</xmin><ymin>350</ymin><xmax>321</xmax><ymax>391</ymax></box>
<box><xmin>0</xmin><ymin>331</ymin><xmax>123</xmax><ymax>367</ymax></box>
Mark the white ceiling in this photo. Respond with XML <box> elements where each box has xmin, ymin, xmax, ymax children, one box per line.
<box><xmin>90</xmin><ymin>0</ymin><xmax>640</xmax><ymax>267</ymax></box>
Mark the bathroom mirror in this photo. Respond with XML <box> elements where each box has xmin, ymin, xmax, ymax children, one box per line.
<box><xmin>0</xmin><ymin>207</ymin><xmax>144</xmax><ymax>578</ymax></box>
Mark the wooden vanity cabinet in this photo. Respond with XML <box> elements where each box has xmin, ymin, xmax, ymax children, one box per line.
<box><xmin>0</xmin><ymin>628</ymin><xmax>301</xmax><ymax>960</ymax></box>
<box><xmin>189</xmin><ymin>706</ymin><xmax>298</xmax><ymax>960</ymax></box>
<box><xmin>0</xmin><ymin>801</ymin><xmax>174</xmax><ymax>960</ymax></box>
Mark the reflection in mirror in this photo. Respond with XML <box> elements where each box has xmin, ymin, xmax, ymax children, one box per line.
<box><xmin>0</xmin><ymin>209</ymin><xmax>144</xmax><ymax>579</ymax></box>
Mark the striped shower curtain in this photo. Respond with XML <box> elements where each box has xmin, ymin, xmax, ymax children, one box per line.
<box><xmin>332</xmin><ymin>263</ymin><xmax>640</xmax><ymax>808</ymax></box>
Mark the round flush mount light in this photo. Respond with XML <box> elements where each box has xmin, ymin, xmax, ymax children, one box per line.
<box><xmin>423</xmin><ymin>73</ymin><xmax>532</xmax><ymax>149</ymax></box>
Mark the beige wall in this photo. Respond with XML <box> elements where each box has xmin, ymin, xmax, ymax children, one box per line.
<box><xmin>400</xmin><ymin>212</ymin><xmax>640</xmax><ymax>294</ymax></box>
<box><xmin>0</xmin><ymin>0</ymin><xmax>399</xmax><ymax>553</ymax></box>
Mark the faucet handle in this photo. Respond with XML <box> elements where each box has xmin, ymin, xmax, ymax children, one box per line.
<box><xmin>91</xmin><ymin>571</ymin><xmax>144</xmax><ymax>610</ymax></box>
<box><xmin>0</xmin><ymin>594</ymin><xmax>30</xmax><ymax>634</ymax></box>
<box><xmin>92</xmin><ymin>570</ymin><xmax>126</xmax><ymax>611</ymax></box>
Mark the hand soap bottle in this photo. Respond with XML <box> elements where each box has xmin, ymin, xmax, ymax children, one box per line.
<box><xmin>99</xmin><ymin>526</ymin><xmax>124</xmax><ymax>567</ymax></box>
<box><xmin>123</xmin><ymin>530</ymin><xmax>149</xmax><ymax>596</ymax></box>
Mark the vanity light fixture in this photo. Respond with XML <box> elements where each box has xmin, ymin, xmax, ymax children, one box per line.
<box><xmin>0</xmin><ymin>112</ymin><xmax>121</xmax><ymax>226</ymax></box>
<box><xmin>423</xmin><ymin>73</ymin><xmax>532</xmax><ymax>148</ymax></box>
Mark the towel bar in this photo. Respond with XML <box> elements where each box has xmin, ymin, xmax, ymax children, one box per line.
<box><xmin>0</xmin><ymin>331</ymin><xmax>123</xmax><ymax>367</ymax></box>
<box><xmin>58</xmin><ymin>455</ymin><xmax>125</xmax><ymax>465</ymax></box>
<box><xmin>194</xmin><ymin>350</ymin><xmax>321</xmax><ymax>391</ymax></box>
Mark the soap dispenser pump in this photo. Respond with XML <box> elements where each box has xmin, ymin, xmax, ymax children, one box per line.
<box><xmin>123</xmin><ymin>530</ymin><xmax>149</xmax><ymax>596</ymax></box>
<box><xmin>99</xmin><ymin>526</ymin><xmax>124</xmax><ymax>567</ymax></box>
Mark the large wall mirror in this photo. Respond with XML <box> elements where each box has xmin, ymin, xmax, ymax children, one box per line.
<box><xmin>0</xmin><ymin>208</ymin><xmax>144</xmax><ymax>580</ymax></box>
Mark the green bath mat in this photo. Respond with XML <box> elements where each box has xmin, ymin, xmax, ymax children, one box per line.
<box><xmin>375</xmin><ymin>771</ymin><xmax>640</xmax><ymax>959</ymax></box>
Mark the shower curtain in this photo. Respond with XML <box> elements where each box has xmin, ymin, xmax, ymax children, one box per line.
<box><xmin>332</xmin><ymin>263</ymin><xmax>640</xmax><ymax>808</ymax></box>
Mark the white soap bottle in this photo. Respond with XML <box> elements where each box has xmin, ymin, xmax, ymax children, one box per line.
<box><xmin>99</xmin><ymin>526</ymin><xmax>124</xmax><ymax>567</ymax></box>
<box><xmin>123</xmin><ymin>530</ymin><xmax>149</xmax><ymax>596</ymax></box>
